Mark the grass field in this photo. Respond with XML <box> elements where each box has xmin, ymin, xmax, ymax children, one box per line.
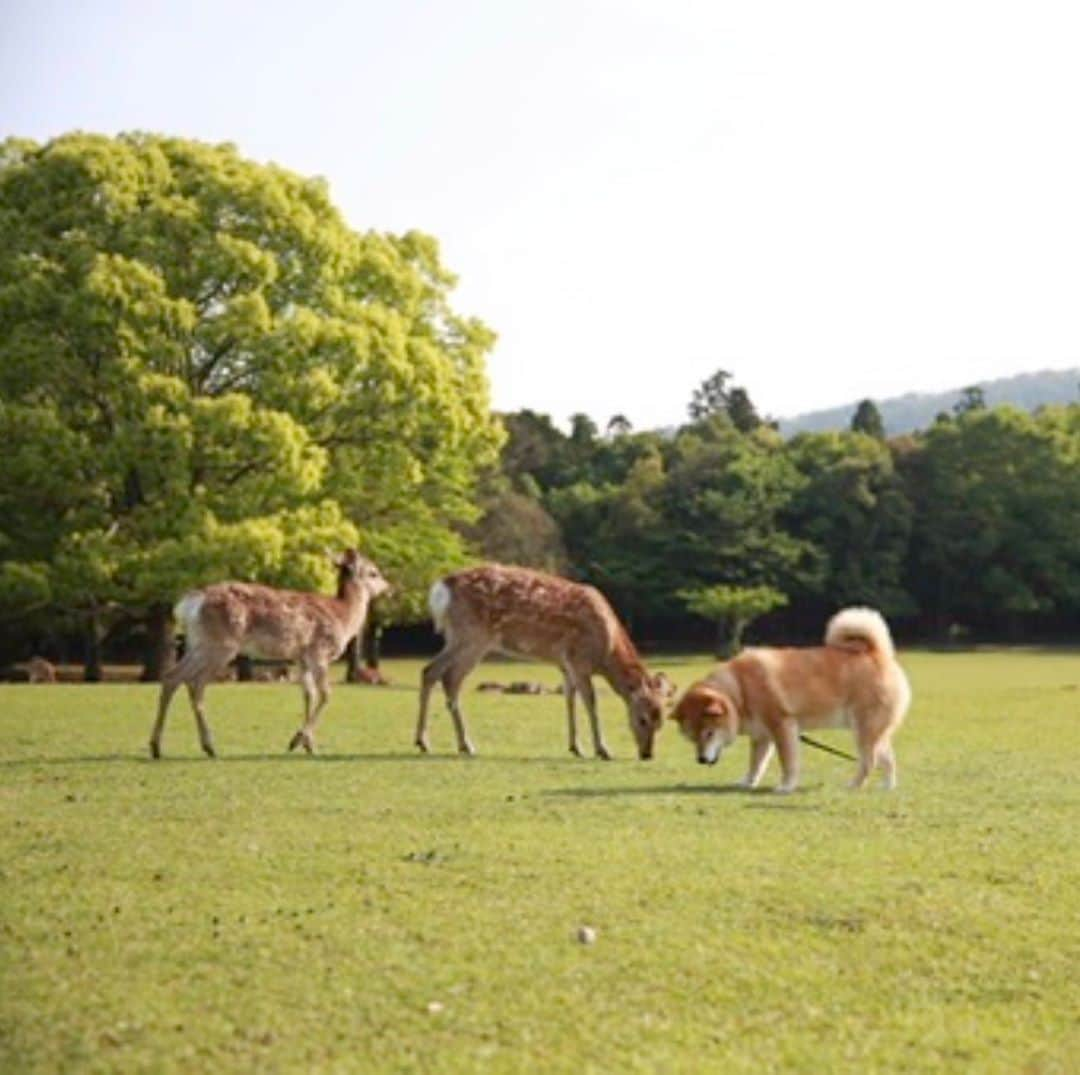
<box><xmin>2</xmin><ymin>650</ymin><xmax>1079</xmax><ymax>1074</ymax></box>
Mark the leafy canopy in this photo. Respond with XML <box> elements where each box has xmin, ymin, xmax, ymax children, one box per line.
<box><xmin>0</xmin><ymin>132</ymin><xmax>502</xmax><ymax>623</ymax></box>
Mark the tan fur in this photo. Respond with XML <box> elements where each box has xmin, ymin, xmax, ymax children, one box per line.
<box><xmin>671</xmin><ymin>607</ymin><xmax>910</xmax><ymax>792</ymax></box>
<box><xmin>149</xmin><ymin>550</ymin><xmax>389</xmax><ymax>758</ymax></box>
<box><xmin>415</xmin><ymin>564</ymin><xmax>671</xmax><ymax>759</ymax></box>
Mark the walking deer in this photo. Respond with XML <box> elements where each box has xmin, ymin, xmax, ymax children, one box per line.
<box><xmin>415</xmin><ymin>564</ymin><xmax>672</xmax><ymax>759</ymax></box>
<box><xmin>150</xmin><ymin>550</ymin><xmax>389</xmax><ymax>758</ymax></box>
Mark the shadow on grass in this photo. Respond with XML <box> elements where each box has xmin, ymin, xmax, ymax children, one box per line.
<box><xmin>0</xmin><ymin>751</ymin><xmax>629</xmax><ymax>768</ymax></box>
<box><xmin>544</xmin><ymin>783</ymin><xmax>821</xmax><ymax>802</ymax></box>
<box><xmin>192</xmin><ymin>752</ymin><xmax>592</xmax><ymax>765</ymax></box>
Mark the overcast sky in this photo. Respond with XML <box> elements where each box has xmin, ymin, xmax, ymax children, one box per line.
<box><xmin>3</xmin><ymin>0</ymin><xmax>1079</xmax><ymax>428</ymax></box>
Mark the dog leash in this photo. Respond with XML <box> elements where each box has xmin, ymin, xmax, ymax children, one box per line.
<box><xmin>799</xmin><ymin>733</ymin><xmax>857</xmax><ymax>762</ymax></box>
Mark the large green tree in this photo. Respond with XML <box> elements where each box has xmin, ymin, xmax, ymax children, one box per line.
<box><xmin>0</xmin><ymin>133</ymin><xmax>502</xmax><ymax>675</ymax></box>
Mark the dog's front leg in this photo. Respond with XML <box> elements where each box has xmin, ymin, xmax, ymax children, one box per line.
<box><xmin>773</xmin><ymin>719</ymin><xmax>800</xmax><ymax>794</ymax></box>
<box><xmin>738</xmin><ymin>735</ymin><xmax>774</xmax><ymax>789</ymax></box>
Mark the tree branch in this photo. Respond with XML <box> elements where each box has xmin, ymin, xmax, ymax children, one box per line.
<box><xmin>194</xmin><ymin>337</ymin><xmax>237</xmax><ymax>392</ymax></box>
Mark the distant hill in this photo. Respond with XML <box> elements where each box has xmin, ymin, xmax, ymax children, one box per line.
<box><xmin>779</xmin><ymin>367</ymin><xmax>1080</xmax><ymax>437</ymax></box>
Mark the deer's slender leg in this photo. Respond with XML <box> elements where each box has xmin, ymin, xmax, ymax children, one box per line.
<box><xmin>150</xmin><ymin>652</ymin><xmax>203</xmax><ymax>758</ymax></box>
<box><xmin>416</xmin><ymin>647</ymin><xmax>460</xmax><ymax>752</ymax></box>
<box><xmin>179</xmin><ymin>649</ymin><xmax>233</xmax><ymax>759</ymax></box>
<box><xmin>289</xmin><ymin>660</ymin><xmax>330</xmax><ymax>755</ymax></box>
<box><xmin>288</xmin><ymin>663</ymin><xmax>320</xmax><ymax>753</ymax></box>
<box><xmin>186</xmin><ymin>668</ymin><xmax>218</xmax><ymax>758</ymax></box>
<box><xmin>561</xmin><ymin>665</ymin><xmax>583</xmax><ymax>757</ymax></box>
<box><xmin>571</xmin><ymin>670</ymin><xmax>610</xmax><ymax>760</ymax></box>
<box><xmin>441</xmin><ymin>645</ymin><xmax>486</xmax><ymax>756</ymax></box>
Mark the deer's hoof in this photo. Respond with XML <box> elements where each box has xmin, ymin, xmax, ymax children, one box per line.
<box><xmin>149</xmin><ymin>742</ymin><xmax>161</xmax><ymax>760</ymax></box>
<box><xmin>415</xmin><ymin>738</ymin><xmax>430</xmax><ymax>754</ymax></box>
<box><xmin>287</xmin><ymin>731</ymin><xmax>305</xmax><ymax>753</ymax></box>
<box><xmin>569</xmin><ymin>745</ymin><xmax>584</xmax><ymax>758</ymax></box>
<box><xmin>596</xmin><ymin>748</ymin><xmax>613</xmax><ymax>761</ymax></box>
<box><xmin>458</xmin><ymin>742</ymin><xmax>476</xmax><ymax>757</ymax></box>
<box><xmin>202</xmin><ymin>743</ymin><xmax>217</xmax><ymax>759</ymax></box>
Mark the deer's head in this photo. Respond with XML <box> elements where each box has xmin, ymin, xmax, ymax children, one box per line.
<box><xmin>332</xmin><ymin>549</ymin><xmax>391</xmax><ymax>599</ymax></box>
<box><xmin>627</xmin><ymin>672</ymin><xmax>674</xmax><ymax>760</ymax></box>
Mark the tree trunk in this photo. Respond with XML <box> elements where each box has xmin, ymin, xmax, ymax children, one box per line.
<box><xmin>730</xmin><ymin>616</ymin><xmax>747</xmax><ymax>656</ymax></box>
<box><xmin>83</xmin><ymin>610</ymin><xmax>103</xmax><ymax>683</ymax></box>
<box><xmin>1006</xmin><ymin>611</ymin><xmax>1024</xmax><ymax>644</ymax></box>
<box><xmin>344</xmin><ymin>635</ymin><xmax>363</xmax><ymax>683</ymax></box>
<box><xmin>713</xmin><ymin>619</ymin><xmax>726</xmax><ymax>660</ymax></box>
<box><xmin>235</xmin><ymin>656</ymin><xmax>253</xmax><ymax>681</ymax></box>
<box><xmin>716</xmin><ymin>616</ymin><xmax>745</xmax><ymax>660</ymax></box>
<box><xmin>933</xmin><ymin>572</ymin><xmax>951</xmax><ymax>642</ymax></box>
<box><xmin>362</xmin><ymin>618</ymin><xmax>383</xmax><ymax>671</ymax></box>
<box><xmin>345</xmin><ymin>618</ymin><xmax>382</xmax><ymax>683</ymax></box>
<box><xmin>139</xmin><ymin>602</ymin><xmax>175</xmax><ymax>682</ymax></box>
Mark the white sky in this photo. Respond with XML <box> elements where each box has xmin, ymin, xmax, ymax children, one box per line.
<box><xmin>3</xmin><ymin>0</ymin><xmax>1079</xmax><ymax>428</ymax></box>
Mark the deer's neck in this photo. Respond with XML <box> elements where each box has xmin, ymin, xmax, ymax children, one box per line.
<box><xmin>603</xmin><ymin>625</ymin><xmax>649</xmax><ymax>700</ymax></box>
<box><xmin>336</xmin><ymin>577</ymin><xmax>370</xmax><ymax>639</ymax></box>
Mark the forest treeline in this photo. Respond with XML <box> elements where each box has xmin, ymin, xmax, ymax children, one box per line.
<box><xmin>2</xmin><ymin>132</ymin><xmax>1078</xmax><ymax>675</ymax></box>
<box><xmin>472</xmin><ymin>375</ymin><xmax>1080</xmax><ymax>648</ymax></box>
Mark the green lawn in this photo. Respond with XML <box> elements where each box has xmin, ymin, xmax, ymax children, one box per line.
<box><xmin>2</xmin><ymin>650</ymin><xmax>1078</xmax><ymax>1074</ymax></box>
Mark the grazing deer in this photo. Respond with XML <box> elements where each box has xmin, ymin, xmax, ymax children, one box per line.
<box><xmin>150</xmin><ymin>550</ymin><xmax>389</xmax><ymax>758</ymax></box>
<box><xmin>415</xmin><ymin>564</ymin><xmax>672</xmax><ymax>759</ymax></box>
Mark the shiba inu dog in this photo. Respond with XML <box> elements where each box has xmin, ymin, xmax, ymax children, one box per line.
<box><xmin>671</xmin><ymin>608</ymin><xmax>910</xmax><ymax>793</ymax></box>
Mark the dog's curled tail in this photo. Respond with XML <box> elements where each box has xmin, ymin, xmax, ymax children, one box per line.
<box><xmin>825</xmin><ymin>606</ymin><xmax>895</xmax><ymax>659</ymax></box>
<box><xmin>428</xmin><ymin>579</ymin><xmax>453</xmax><ymax>636</ymax></box>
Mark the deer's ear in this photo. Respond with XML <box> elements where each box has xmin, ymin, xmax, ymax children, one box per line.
<box><xmin>651</xmin><ymin>671</ymin><xmax>676</xmax><ymax>701</ymax></box>
<box><xmin>326</xmin><ymin>549</ymin><xmax>345</xmax><ymax>569</ymax></box>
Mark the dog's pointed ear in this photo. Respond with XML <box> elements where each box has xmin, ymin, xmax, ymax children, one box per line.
<box><xmin>703</xmin><ymin>694</ymin><xmax>730</xmax><ymax>720</ymax></box>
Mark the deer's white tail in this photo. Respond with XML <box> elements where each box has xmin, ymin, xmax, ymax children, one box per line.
<box><xmin>428</xmin><ymin>580</ymin><xmax>452</xmax><ymax>635</ymax></box>
<box><xmin>173</xmin><ymin>591</ymin><xmax>205</xmax><ymax>649</ymax></box>
<box><xmin>173</xmin><ymin>591</ymin><xmax>203</xmax><ymax>625</ymax></box>
<box><xmin>825</xmin><ymin>607</ymin><xmax>895</xmax><ymax>659</ymax></box>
